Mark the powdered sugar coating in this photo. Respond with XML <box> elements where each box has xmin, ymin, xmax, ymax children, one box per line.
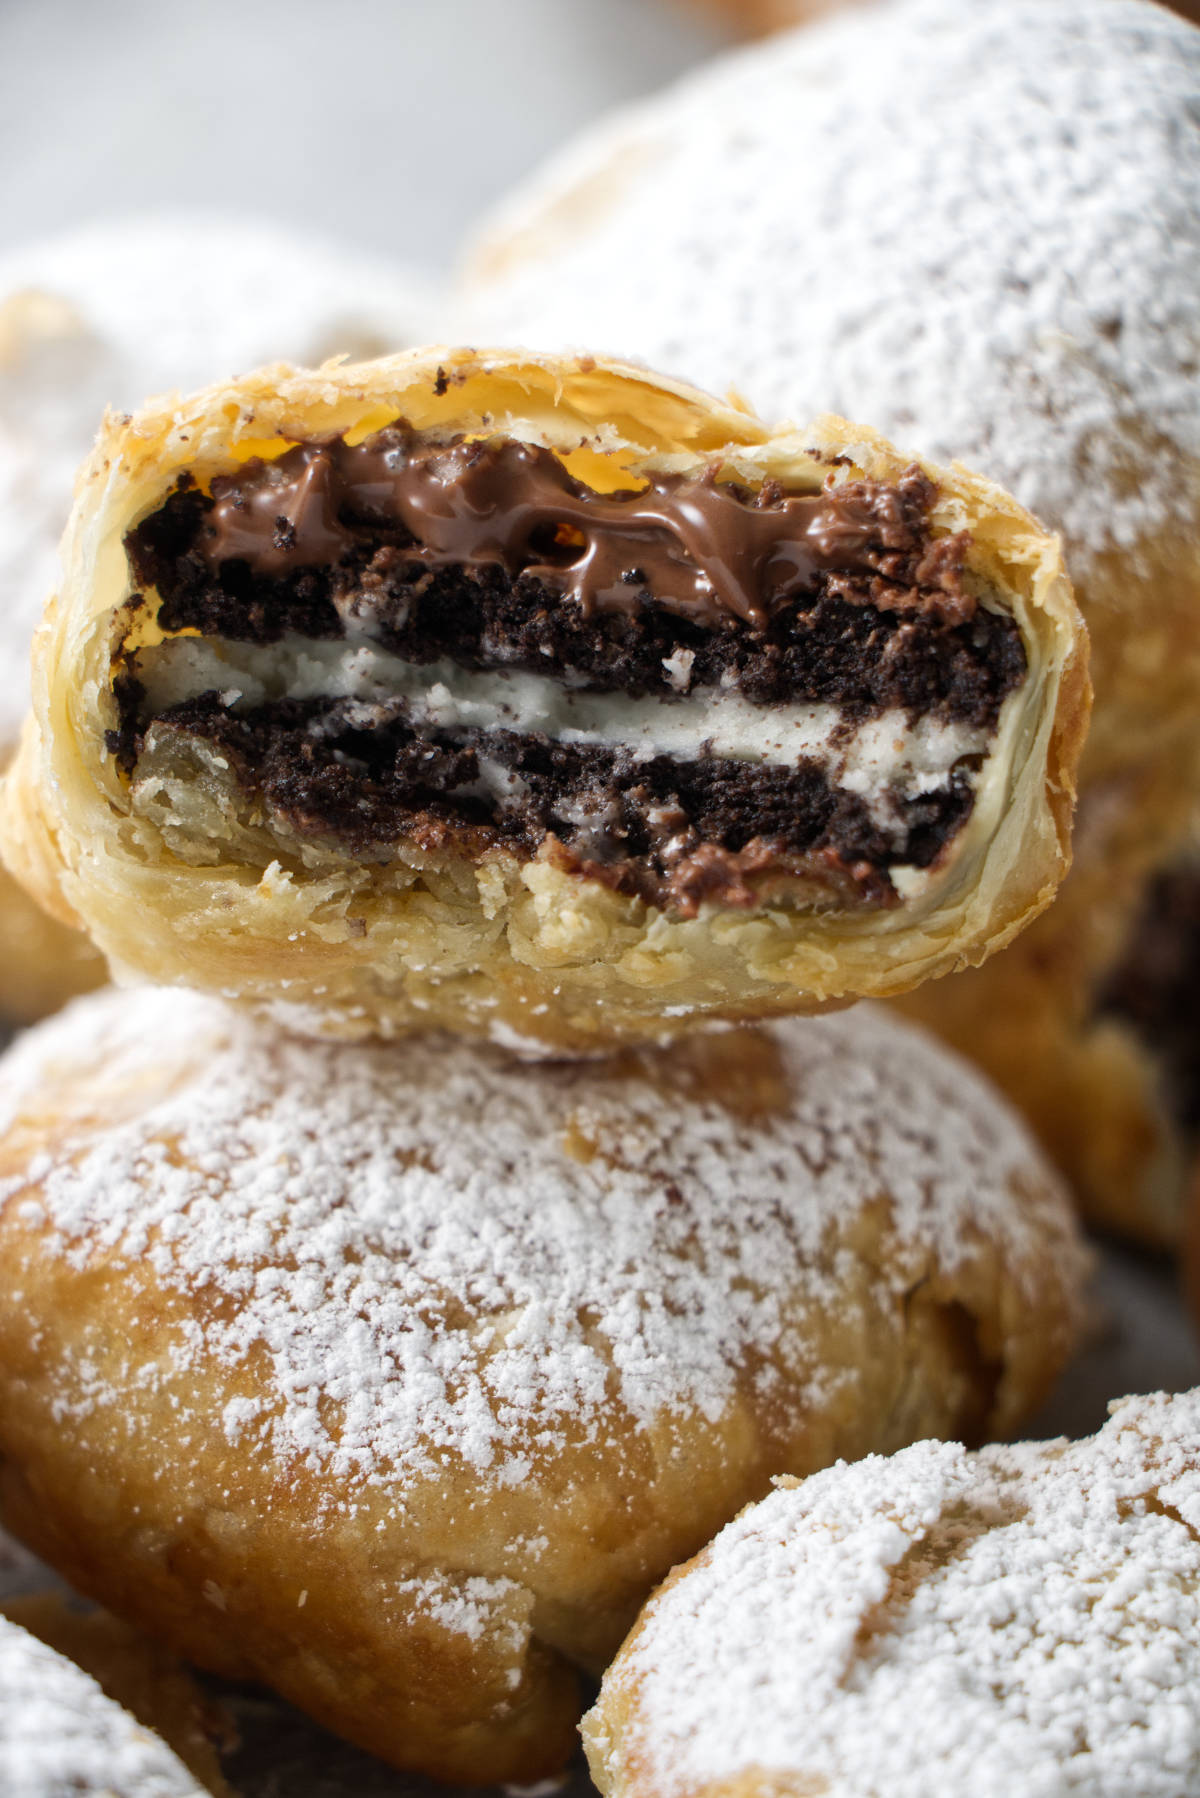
<box><xmin>0</xmin><ymin>988</ymin><xmax>1081</xmax><ymax>1490</ymax></box>
<box><xmin>0</xmin><ymin>1614</ymin><xmax>207</xmax><ymax>1797</ymax></box>
<box><xmin>465</xmin><ymin>0</ymin><xmax>1200</xmax><ymax>567</ymax></box>
<box><xmin>591</xmin><ymin>1388</ymin><xmax>1200</xmax><ymax>1797</ymax></box>
<box><xmin>0</xmin><ymin>213</ymin><xmax>432</xmax><ymax>744</ymax></box>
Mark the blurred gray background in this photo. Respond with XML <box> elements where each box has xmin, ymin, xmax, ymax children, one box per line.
<box><xmin>0</xmin><ymin>0</ymin><xmax>726</xmax><ymax>267</ymax></box>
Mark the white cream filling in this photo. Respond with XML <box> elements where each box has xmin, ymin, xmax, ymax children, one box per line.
<box><xmin>134</xmin><ymin>631</ymin><xmax>989</xmax><ymax>837</ymax></box>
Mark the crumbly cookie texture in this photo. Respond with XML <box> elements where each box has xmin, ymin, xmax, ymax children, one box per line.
<box><xmin>0</xmin><ymin>987</ymin><xmax>1083</xmax><ymax>1783</ymax></box>
<box><xmin>585</xmin><ymin>1388</ymin><xmax>1200</xmax><ymax>1798</ymax></box>
<box><xmin>0</xmin><ymin>1612</ymin><xmax>213</xmax><ymax>1798</ymax></box>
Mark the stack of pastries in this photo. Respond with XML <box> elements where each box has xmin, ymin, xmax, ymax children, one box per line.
<box><xmin>0</xmin><ymin>1</ymin><xmax>1197</xmax><ymax>1793</ymax></box>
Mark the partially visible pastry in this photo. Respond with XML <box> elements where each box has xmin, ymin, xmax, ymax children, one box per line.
<box><xmin>586</xmin><ymin>1387</ymin><xmax>1200</xmax><ymax>1798</ymax></box>
<box><xmin>0</xmin><ymin>1609</ymin><xmax>220</xmax><ymax>1797</ymax></box>
<box><xmin>0</xmin><ymin>346</ymin><xmax>1086</xmax><ymax>1051</ymax></box>
<box><xmin>0</xmin><ymin>988</ymin><xmax>1084</xmax><ymax>1783</ymax></box>
<box><xmin>898</xmin><ymin>804</ymin><xmax>1200</xmax><ymax>1246</ymax></box>
<box><xmin>461</xmin><ymin>0</ymin><xmax>1200</xmax><ymax>1225</ymax></box>
<box><xmin>1</xmin><ymin>1596</ymin><xmax>231</xmax><ymax>1798</ymax></box>
<box><xmin>0</xmin><ymin>218</ymin><xmax>432</xmax><ymax>1022</ymax></box>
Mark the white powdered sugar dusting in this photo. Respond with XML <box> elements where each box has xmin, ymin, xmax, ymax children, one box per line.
<box><xmin>0</xmin><ymin>213</ymin><xmax>433</xmax><ymax>745</ymax></box>
<box><xmin>0</xmin><ymin>988</ymin><xmax>1074</xmax><ymax>1492</ymax></box>
<box><xmin>0</xmin><ymin>1613</ymin><xmax>207</xmax><ymax>1796</ymax></box>
<box><xmin>466</xmin><ymin>0</ymin><xmax>1200</xmax><ymax>569</ymax></box>
<box><xmin>603</xmin><ymin>1388</ymin><xmax>1200</xmax><ymax>1797</ymax></box>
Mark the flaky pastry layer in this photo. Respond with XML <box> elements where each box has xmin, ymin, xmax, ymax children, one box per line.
<box><xmin>0</xmin><ymin>348</ymin><xmax>1087</xmax><ymax>1050</ymax></box>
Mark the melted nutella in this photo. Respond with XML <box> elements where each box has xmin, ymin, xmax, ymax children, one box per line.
<box><xmin>202</xmin><ymin>426</ymin><xmax>973</xmax><ymax>632</ymax></box>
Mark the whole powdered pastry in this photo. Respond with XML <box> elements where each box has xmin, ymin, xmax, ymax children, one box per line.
<box><xmin>0</xmin><ymin>1613</ymin><xmax>213</xmax><ymax>1798</ymax></box>
<box><xmin>586</xmin><ymin>1388</ymin><xmax>1200</xmax><ymax>1798</ymax></box>
<box><xmin>0</xmin><ymin>988</ymin><xmax>1083</xmax><ymax>1783</ymax></box>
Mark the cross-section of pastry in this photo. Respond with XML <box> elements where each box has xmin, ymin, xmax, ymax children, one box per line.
<box><xmin>0</xmin><ymin>987</ymin><xmax>1084</xmax><ymax>1784</ymax></box>
<box><xmin>462</xmin><ymin>0</ymin><xmax>1200</xmax><ymax>1190</ymax></box>
<box><xmin>0</xmin><ymin>348</ymin><xmax>1086</xmax><ymax>1051</ymax></box>
<box><xmin>0</xmin><ymin>220</ymin><xmax>433</xmax><ymax>1024</ymax></box>
<box><xmin>585</xmin><ymin>1387</ymin><xmax>1200</xmax><ymax>1798</ymax></box>
<box><xmin>0</xmin><ymin>1609</ymin><xmax>221</xmax><ymax>1797</ymax></box>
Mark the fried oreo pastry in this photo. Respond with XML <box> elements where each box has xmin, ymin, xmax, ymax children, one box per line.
<box><xmin>0</xmin><ymin>349</ymin><xmax>1086</xmax><ymax>1050</ymax></box>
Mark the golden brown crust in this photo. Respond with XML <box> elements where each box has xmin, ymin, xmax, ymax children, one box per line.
<box><xmin>898</xmin><ymin>493</ymin><xmax>1200</xmax><ymax>1245</ymax></box>
<box><xmin>0</xmin><ymin>988</ymin><xmax>1085</xmax><ymax>1783</ymax></box>
<box><xmin>0</xmin><ymin>347</ymin><xmax>1087</xmax><ymax>1052</ymax></box>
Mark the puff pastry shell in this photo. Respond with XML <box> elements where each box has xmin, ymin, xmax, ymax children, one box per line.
<box><xmin>1</xmin><ymin>348</ymin><xmax>1087</xmax><ymax>1051</ymax></box>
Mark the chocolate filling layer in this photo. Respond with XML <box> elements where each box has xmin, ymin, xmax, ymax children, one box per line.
<box><xmin>127</xmin><ymin>431</ymin><xmax>1022</xmax><ymax>723</ymax></box>
<box><xmin>115</xmin><ymin>426</ymin><xmax>1025</xmax><ymax>913</ymax></box>
<box><xmin>1098</xmin><ymin>867</ymin><xmax>1200</xmax><ymax>1135</ymax></box>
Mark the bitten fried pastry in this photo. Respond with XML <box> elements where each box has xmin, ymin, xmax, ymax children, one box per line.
<box><xmin>0</xmin><ymin>348</ymin><xmax>1086</xmax><ymax>1051</ymax></box>
<box><xmin>0</xmin><ymin>1612</ymin><xmax>217</xmax><ymax>1797</ymax></box>
<box><xmin>0</xmin><ymin>988</ymin><xmax>1084</xmax><ymax>1784</ymax></box>
<box><xmin>585</xmin><ymin>1388</ymin><xmax>1200</xmax><ymax>1798</ymax></box>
